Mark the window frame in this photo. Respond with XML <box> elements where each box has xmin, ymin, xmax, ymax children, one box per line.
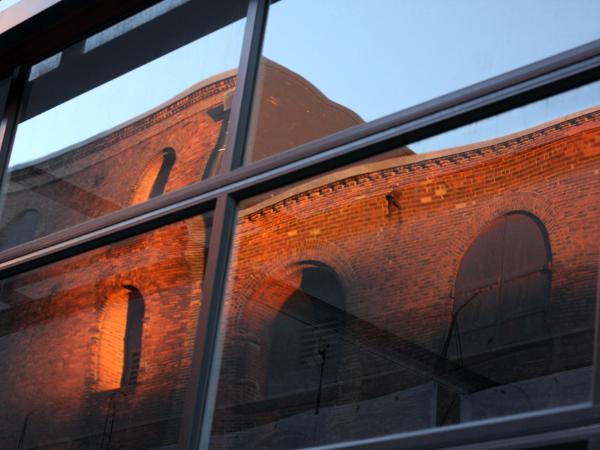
<box><xmin>0</xmin><ymin>1</ymin><xmax>600</xmax><ymax>449</ymax></box>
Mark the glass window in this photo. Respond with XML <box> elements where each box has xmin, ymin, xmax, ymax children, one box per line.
<box><xmin>208</xmin><ymin>80</ymin><xmax>600</xmax><ymax>448</ymax></box>
<box><xmin>0</xmin><ymin>213</ymin><xmax>211</xmax><ymax>449</ymax></box>
<box><xmin>244</xmin><ymin>0</ymin><xmax>600</xmax><ymax>162</ymax></box>
<box><xmin>0</xmin><ymin>0</ymin><xmax>247</xmax><ymax>250</ymax></box>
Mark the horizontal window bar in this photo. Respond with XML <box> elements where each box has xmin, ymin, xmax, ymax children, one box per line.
<box><xmin>0</xmin><ymin>0</ymin><xmax>164</xmax><ymax>79</ymax></box>
<box><xmin>21</xmin><ymin>0</ymin><xmax>248</xmax><ymax>121</ymax></box>
<box><xmin>446</xmin><ymin>423</ymin><xmax>600</xmax><ymax>450</ymax></box>
<box><xmin>0</xmin><ymin>46</ymin><xmax>598</xmax><ymax>278</ymax></box>
<box><xmin>313</xmin><ymin>403</ymin><xmax>600</xmax><ymax>450</ymax></box>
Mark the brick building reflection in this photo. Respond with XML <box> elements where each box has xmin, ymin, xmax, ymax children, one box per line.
<box><xmin>0</xmin><ymin>59</ymin><xmax>599</xmax><ymax>449</ymax></box>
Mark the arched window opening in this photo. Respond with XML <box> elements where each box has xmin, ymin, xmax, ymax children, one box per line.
<box><xmin>121</xmin><ymin>286</ymin><xmax>145</xmax><ymax>387</ymax></box>
<box><xmin>131</xmin><ymin>148</ymin><xmax>176</xmax><ymax>204</ymax></box>
<box><xmin>96</xmin><ymin>286</ymin><xmax>145</xmax><ymax>391</ymax></box>
<box><xmin>0</xmin><ymin>209</ymin><xmax>40</xmax><ymax>250</ymax></box>
<box><xmin>149</xmin><ymin>148</ymin><xmax>176</xmax><ymax>199</ymax></box>
<box><xmin>203</xmin><ymin>89</ymin><xmax>235</xmax><ymax>180</ymax></box>
<box><xmin>449</xmin><ymin>212</ymin><xmax>552</xmax><ymax>360</ymax></box>
<box><xmin>268</xmin><ymin>263</ymin><xmax>346</xmax><ymax>399</ymax></box>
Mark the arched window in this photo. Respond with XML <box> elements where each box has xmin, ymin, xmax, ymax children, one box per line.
<box><xmin>149</xmin><ymin>148</ymin><xmax>176</xmax><ymax>199</ymax></box>
<box><xmin>268</xmin><ymin>263</ymin><xmax>346</xmax><ymax>398</ymax></box>
<box><xmin>131</xmin><ymin>148</ymin><xmax>176</xmax><ymax>204</ymax></box>
<box><xmin>449</xmin><ymin>212</ymin><xmax>552</xmax><ymax>359</ymax></box>
<box><xmin>0</xmin><ymin>209</ymin><xmax>40</xmax><ymax>250</ymax></box>
<box><xmin>121</xmin><ymin>286</ymin><xmax>145</xmax><ymax>387</ymax></box>
<box><xmin>97</xmin><ymin>286</ymin><xmax>145</xmax><ymax>390</ymax></box>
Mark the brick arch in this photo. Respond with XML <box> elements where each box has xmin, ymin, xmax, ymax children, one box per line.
<box><xmin>448</xmin><ymin>210</ymin><xmax>552</xmax><ymax>359</ymax></box>
<box><xmin>221</xmin><ymin>242</ymin><xmax>355</xmax><ymax>404</ymax></box>
<box><xmin>93</xmin><ymin>286</ymin><xmax>130</xmax><ymax>391</ymax></box>
<box><xmin>91</xmin><ymin>285</ymin><xmax>146</xmax><ymax>392</ymax></box>
<box><xmin>129</xmin><ymin>147</ymin><xmax>176</xmax><ymax>204</ymax></box>
<box><xmin>232</xmin><ymin>238</ymin><xmax>358</xmax><ymax>326</ymax></box>
<box><xmin>448</xmin><ymin>191</ymin><xmax>558</xmax><ymax>295</ymax></box>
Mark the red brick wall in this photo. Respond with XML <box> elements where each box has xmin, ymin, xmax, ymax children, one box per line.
<box><xmin>0</xmin><ymin>61</ymin><xmax>599</xmax><ymax>449</ymax></box>
<box><xmin>1</xmin><ymin>76</ymin><xmax>235</xmax><ymax>241</ymax></box>
<box><xmin>0</xmin><ymin>216</ymin><xmax>208</xmax><ymax>449</ymax></box>
<box><xmin>0</xmin><ymin>61</ymin><xmax>364</xmax><ymax>449</ymax></box>
<box><xmin>211</xmin><ymin>109</ymin><xmax>600</xmax><ymax>444</ymax></box>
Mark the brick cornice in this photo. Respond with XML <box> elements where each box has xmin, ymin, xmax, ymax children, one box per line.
<box><xmin>10</xmin><ymin>75</ymin><xmax>238</xmax><ymax>179</ymax></box>
<box><xmin>241</xmin><ymin>109</ymin><xmax>600</xmax><ymax>222</ymax></box>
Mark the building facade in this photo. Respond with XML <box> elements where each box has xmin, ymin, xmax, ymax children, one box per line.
<box><xmin>0</xmin><ymin>1</ymin><xmax>600</xmax><ymax>450</ymax></box>
<box><xmin>1</xmin><ymin>56</ymin><xmax>599</xmax><ymax>448</ymax></box>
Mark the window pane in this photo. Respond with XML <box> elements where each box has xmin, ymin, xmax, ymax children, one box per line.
<box><xmin>244</xmin><ymin>0</ymin><xmax>600</xmax><ymax>162</ymax></box>
<box><xmin>0</xmin><ymin>213</ymin><xmax>211</xmax><ymax>449</ymax></box>
<box><xmin>0</xmin><ymin>0</ymin><xmax>247</xmax><ymax>250</ymax></box>
<box><xmin>209</xmin><ymin>81</ymin><xmax>600</xmax><ymax>447</ymax></box>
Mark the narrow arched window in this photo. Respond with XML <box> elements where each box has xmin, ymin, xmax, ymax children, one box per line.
<box><xmin>450</xmin><ymin>212</ymin><xmax>551</xmax><ymax>358</ymax></box>
<box><xmin>268</xmin><ymin>263</ymin><xmax>346</xmax><ymax>398</ymax></box>
<box><xmin>97</xmin><ymin>286</ymin><xmax>145</xmax><ymax>391</ymax></box>
<box><xmin>0</xmin><ymin>209</ymin><xmax>40</xmax><ymax>250</ymax></box>
<box><xmin>121</xmin><ymin>286</ymin><xmax>145</xmax><ymax>387</ymax></box>
<box><xmin>131</xmin><ymin>148</ymin><xmax>177</xmax><ymax>204</ymax></box>
<box><xmin>149</xmin><ymin>148</ymin><xmax>176</xmax><ymax>199</ymax></box>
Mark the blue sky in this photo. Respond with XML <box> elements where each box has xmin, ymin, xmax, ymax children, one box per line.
<box><xmin>0</xmin><ymin>0</ymin><xmax>20</xmax><ymax>13</ymax></box>
<box><xmin>8</xmin><ymin>0</ymin><xmax>600</xmax><ymax>166</ymax></box>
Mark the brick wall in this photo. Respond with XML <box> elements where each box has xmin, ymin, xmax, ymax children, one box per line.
<box><xmin>0</xmin><ymin>59</ymin><xmax>598</xmax><ymax>449</ymax></box>
<box><xmin>211</xmin><ymin>109</ymin><xmax>600</xmax><ymax>446</ymax></box>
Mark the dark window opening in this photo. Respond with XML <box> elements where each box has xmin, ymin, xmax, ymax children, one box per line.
<box><xmin>148</xmin><ymin>147</ymin><xmax>176</xmax><ymax>199</ymax></box>
<box><xmin>268</xmin><ymin>263</ymin><xmax>346</xmax><ymax>399</ymax></box>
<box><xmin>437</xmin><ymin>212</ymin><xmax>553</xmax><ymax>426</ymax></box>
<box><xmin>450</xmin><ymin>212</ymin><xmax>552</xmax><ymax>359</ymax></box>
<box><xmin>121</xmin><ymin>286</ymin><xmax>145</xmax><ymax>387</ymax></box>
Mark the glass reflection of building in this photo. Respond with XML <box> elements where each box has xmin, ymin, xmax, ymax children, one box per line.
<box><xmin>0</xmin><ymin>50</ymin><xmax>599</xmax><ymax>449</ymax></box>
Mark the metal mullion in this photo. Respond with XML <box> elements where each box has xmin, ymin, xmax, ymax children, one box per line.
<box><xmin>0</xmin><ymin>66</ymin><xmax>28</xmax><ymax>207</ymax></box>
<box><xmin>440</xmin><ymin>423</ymin><xmax>600</xmax><ymax>450</ymax></box>
<box><xmin>227</xmin><ymin>53</ymin><xmax>600</xmax><ymax>201</ymax></box>
<box><xmin>219</xmin><ymin>0</ymin><xmax>269</xmax><ymax>173</ymax></box>
<box><xmin>0</xmin><ymin>189</ymin><xmax>218</xmax><ymax>278</ymax></box>
<box><xmin>0</xmin><ymin>48</ymin><xmax>598</xmax><ymax>278</ymax></box>
<box><xmin>178</xmin><ymin>193</ymin><xmax>238</xmax><ymax>450</ymax></box>
<box><xmin>180</xmin><ymin>1</ymin><xmax>268</xmax><ymax>448</ymax></box>
<box><xmin>312</xmin><ymin>403</ymin><xmax>600</xmax><ymax>450</ymax></box>
<box><xmin>0</xmin><ymin>0</ymin><xmax>269</xmax><ymax>277</ymax></box>
<box><xmin>0</xmin><ymin>0</ymin><xmax>165</xmax><ymax>80</ymax></box>
<box><xmin>0</xmin><ymin>7</ymin><xmax>597</xmax><ymax>450</ymax></box>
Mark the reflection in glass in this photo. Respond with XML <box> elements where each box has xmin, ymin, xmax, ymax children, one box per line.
<box><xmin>245</xmin><ymin>0</ymin><xmax>600</xmax><ymax>161</ymax></box>
<box><xmin>209</xmin><ymin>81</ymin><xmax>600</xmax><ymax>448</ymax></box>
<box><xmin>0</xmin><ymin>214</ymin><xmax>211</xmax><ymax>449</ymax></box>
<box><xmin>0</xmin><ymin>1</ymin><xmax>246</xmax><ymax>250</ymax></box>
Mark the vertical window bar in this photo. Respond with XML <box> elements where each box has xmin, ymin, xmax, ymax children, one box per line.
<box><xmin>219</xmin><ymin>0</ymin><xmax>269</xmax><ymax>173</ymax></box>
<box><xmin>180</xmin><ymin>1</ymin><xmax>270</xmax><ymax>448</ymax></box>
<box><xmin>0</xmin><ymin>66</ymin><xmax>28</xmax><ymax>210</ymax></box>
<box><xmin>181</xmin><ymin>194</ymin><xmax>237</xmax><ymax>450</ymax></box>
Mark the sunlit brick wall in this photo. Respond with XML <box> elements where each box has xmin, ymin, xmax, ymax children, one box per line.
<box><xmin>213</xmin><ymin>109</ymin><xmax>600</xmax><ymax>442</ymax></box>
